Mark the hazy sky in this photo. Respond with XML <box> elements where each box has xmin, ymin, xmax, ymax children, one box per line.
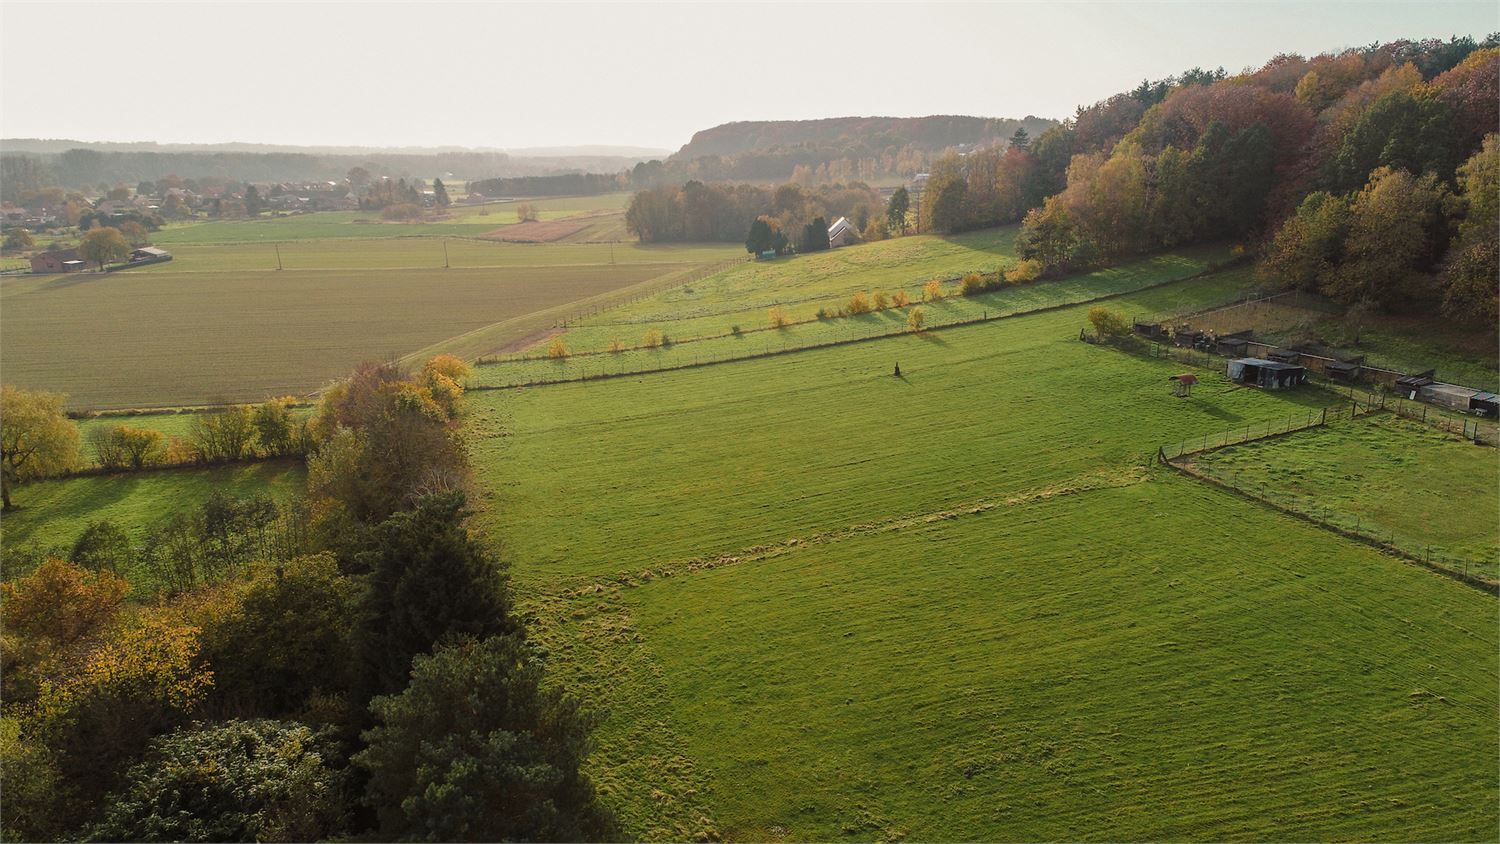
<box><xmin>2</xmin><ymin>1</ymin><xmax>1495</xmax><ymax>152</ymax></box>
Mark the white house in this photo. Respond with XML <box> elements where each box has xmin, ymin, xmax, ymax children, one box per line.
<box><xmin>827</xmin><ymin>216</ymin><xmax>859</xmax><ymax>248</ymax></box>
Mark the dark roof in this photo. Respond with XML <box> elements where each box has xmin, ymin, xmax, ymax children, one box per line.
<box><xmin>1232</xmin><ymin>357</ymin><xmax>1304</xmax><ymax>371</ymax></box>
<box><xmin>1396</xmin><ymin>369</ymin><xmax>1436</xmax><ymax>387</ymax></box>
<box><xmin>1324</xmin><ymin>360</ymin><xmax>1361</xmax><ymax>372</ymax></box>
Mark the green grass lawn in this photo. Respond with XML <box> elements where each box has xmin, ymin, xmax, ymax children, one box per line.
<box><xmin>1</xmin><ymin>461</ymin><xmax>306</xmax><ymax>555</ymax></box>
<box><xmin>1188</xmin><ymin>413</ymin><xmax>1500</xmax><ymax>569</ymax></box>
<box><xmin>466</xmin><ymin>265</ymin><xmax>1496</xmax><ymax>839</ymax></box>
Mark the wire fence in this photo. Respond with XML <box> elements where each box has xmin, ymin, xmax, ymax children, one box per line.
<box><xmin>1169</xmin><ymin>458</ymin><xmax>1500</xmax><ymax>591</ymax></box>
<box><xmin>1157</xmin><ymin>404</ymin><xmax>1368</xmax><ymax>462</ymax></box>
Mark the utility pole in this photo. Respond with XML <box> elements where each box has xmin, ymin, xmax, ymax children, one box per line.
<box><xmin>443</xmin><ymin>240</ymin><xmax>450</xmax><ymax>269</ymax></box>
<box><xmin>274</xmin><ymin>244</ymin><xmax>282</xmax><ymax>271</ymax></box>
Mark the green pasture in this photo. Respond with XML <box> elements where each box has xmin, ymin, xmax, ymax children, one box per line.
<box><xmin>472</xmin><ymin>251</ymin><xmax>1236</xmax><ymax>387</ymax></box>
<box><xmin>1</xmin><ymin>262</ymin><xmax>690</xmax><ymax>409</ymax></box>
<box><xmin>0</xmin><ymin>461</ymin><xmax>306</xmax><ymax>555</ymax></box>
<box><xmin>1189</xmin><ymin>412</ymin><xmax>1500</xmax><ymax>569</ymax></box>
<box><xmin>543</xmin><ymin>476</ymin><xmax>1496</xmax><ymax>841</ymax></box>
<box><xmin>467</xmin><ymin>265</ymin><xmax>1496</xmax><ymax>839</ymax></box>
<box><xmin>467</xmin><ymin>272</ymin><xmax>1341</xmax><ymax>585</ymax></box>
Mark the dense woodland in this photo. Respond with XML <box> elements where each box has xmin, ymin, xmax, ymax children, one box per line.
<box><xmin>624</xmin><ymin>181</ymin><xmax>883</xmax><ymax>248</ymax></box>
<box><xmin>0</xmin><ymin>362</ymin><xmax>615</xmax><ymax>842</ymax></box>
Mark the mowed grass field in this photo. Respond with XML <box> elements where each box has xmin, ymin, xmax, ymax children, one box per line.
<box><xmin>0</xmin><ymin>260</ymin><xmax>722</xmax><ymax>409</ymax></box>
<box><xmin>136</xmin><ymin>239</ymin><xmax>733</xmax><ymax>273</ymax></box>
<box><xmin>1188</xmin><ymin>413</ymin><xmax>1500</xmax><ymax>566</ymax></box>
<box><xmin>465</xmin><ymin>269</ymin><xmax>1498</xmax><ymax>839</ymax></box>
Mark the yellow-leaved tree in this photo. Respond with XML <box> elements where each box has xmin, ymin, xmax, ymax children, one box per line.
<box><xmin>1</xmin><ymin>386</ymin><xmax>81</xmax><ymax>509</ymax></box>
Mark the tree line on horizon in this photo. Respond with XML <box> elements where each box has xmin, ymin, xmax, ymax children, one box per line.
<box><xmin>626</xmin><ymin>35</ymin><xmax>1500</xmax><ymax>326</ymax></box>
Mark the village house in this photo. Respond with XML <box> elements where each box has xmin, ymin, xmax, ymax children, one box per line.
<box><xmin>827</xmin><ymin>216</ymin><xmax>859</xmax><ymax>248</ymax></box>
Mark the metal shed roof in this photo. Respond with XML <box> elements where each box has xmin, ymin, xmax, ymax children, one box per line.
<box><xmin>1231</xmin><ymin>357</ymin><xmax>1304</xmax><ymax>371</ymax></box>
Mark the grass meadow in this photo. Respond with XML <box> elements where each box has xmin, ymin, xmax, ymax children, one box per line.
<box><xmin>465</xmin><ymin>268</ymin><xmax>1498</xmax><ymax>839</ymax></box>
<box><xmin>471</xmin><ymin>250</ymin><xmax>1237</xmax><ymax>387</ymax></box>
<box><xmin>1189</xmin><ymin>412</ymin><xmax>1500</xmax><ymax>566</ymax></box>
<box><xmin>1</xmin><ymin>461</ymin><xmax>305</xmax><ymax>554</ymax></box>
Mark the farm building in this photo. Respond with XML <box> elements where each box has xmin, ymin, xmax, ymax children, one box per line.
<box><xmin>1419</xmin><ymin>383</ymin><xmax>1479</xmax><ymax>412</ymax></box>
<box><xmin>1227</xmin><ymin>358</ymin><xmax>1307</xmax><ymax>390</ymax></box>
<box><xmin>1470</xmin><ymin>392</ymin><xmax>1498</xmax><ymax>417</ymax></box>
<box><xmin>1395</xmin><ymin>370</ymin><xmax>1435</xmax><ymax>398</ymax></box>
<box><xmin>1215</xmin><ymin>331</ymin><xmax>1253</xmax><ymax>356</ymax></box>
<box><xmin>129</xmin><ymin>246</ymin><xmax>172</xmax><ymax>263</ymax></box>
<box><xmin>827</xmin><ymin>217</ymin><xmax>859</xmax><ymax>248</ymax></box>
<box><xmin>30</xmin><ymin>248</ymin><xmax>85</xmax><ymax>274</ymax></box>
<box><xmin>1324</xmin><ymin>360</ymin><xmax>1361</xmax><ymax>382</ymax></box>
<box><xmin>1172</xmin><ymin>328</ymin><xmax>1203</xmax><ymax>348</ymax></box>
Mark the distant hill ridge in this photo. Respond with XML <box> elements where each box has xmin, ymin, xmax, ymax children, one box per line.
<box><xmin>672</xmin><ymin>115</ymin><xmax>1059</xmax><ymax>160</ymax></box>
<box><xmin>1</xmin><ymin>139</ymin><xmax>669</xmax><ymax>159</ymax></box>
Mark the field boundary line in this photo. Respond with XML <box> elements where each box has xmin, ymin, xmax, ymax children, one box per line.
<box><xmin>540</xmin><ymin>466</ymin><xmax>1150</xmax><ymax>600</ymax></box>
<box><xmin>471</xmin><ymin>262</ymin><xmax>1246</xmax><ymax>391</ymax></box>
<box><xmin>1164</xmin><ymin>452</ymin><xmax>1499</xmax><ymax>595</ymax></box>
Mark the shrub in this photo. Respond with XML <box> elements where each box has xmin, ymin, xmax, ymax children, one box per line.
<box><xmin>907</xmin><ymin>307</ymin><xmax>926</xmax><ymax>333</ymax></box>
<box><xmin>87</xmin><ymin>425</ymin><xmax>129</xmax><ymax>470</ymax></box>
<box><xmin>547</xmin><ymin>337</ymin><xmax>569</xmax><ymax>359</ymax></box>
<box><xmin>923</xmin><ymin>279</ymin><xmax>945</xmax><ymax>301</ymax></box>
<box><xmin>892</xmin><ymin>289</ymin><xmax>910</xmax><ymax>307</ymax></box>
<box><xmin>729</xmin><ymin>325</ymin><xmax>742</xmax><ymax>336</ymax></box>
<box><xmin>815</xmin><ymin>307</ymin><xmax>833</xmax><ymax>320</ymax></box>
<box><xmin>872</xmin><ymin>290</ymin><xmax>890</xmax><ymax>310</ymax></box>
<box><xmin>846</xmin><ymin>292</ymin><xmax>872</xmax><ymax>315</ymax></box>
<box><xmin>642</xmin><ymin>329</ymin><xmax>663</xmax><ymax>348</ymax></box>
<box><xmin>88</xmin><ymin>719</ymin><xmax>348</xmax><ymax>843</ymax></box>
<box><xmin>609</xmin><ymin>337</ymin><xmax>625</xmax><ymax>352</ymax></box>
<box><xmin>1005</xmin><ymin>259</ymin><xmax>1043</xmax><ymax>284</ymax></box>
<box><xmin>188</xmin><ymin>406</ymin><xmax>257</xmax><ymax>462</ymax></box>
<box><xmin>768</xmin><ymin>306</ymin><xmax>788</xmax><ymax>328</ymax></box>
<box><xmin>960</xmin><ymin>272</ymin><xmax>988</xmax><ymax>296</ymax></box>
<box><xmin>1088</xmin><ymin>306</ymin><xmax>1131</xmax><ymax>337</ymax></box>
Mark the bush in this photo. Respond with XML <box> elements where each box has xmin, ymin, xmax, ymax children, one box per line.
<box><xmin>609</xmin><ymin>337</ymin><xmax>625</xmax><ymax>352</ymax></box>
<box><xmin>89</xmin><ymin>425</ymin><xmax>166</xmax><ymax>470</ymax></box>
<box><xmin>872</xmin><ymin>290</ymin><xmax>890</xmax><ymax>310</ymax></box>
<box><xmin>188</xmin><ymin>406</ymin><xmax>257</xmax><ymax>462</ymax></box>
<box><xmin>891</xmin><ymin>289</ymin><xmax>911</xmax><ymax>307</ymax></box>
<box><xmin>846</xmin><ymin>292</ymin><xmax>872</xmax><ymax>315</ymax></box>
<box><xmin>768</xmin><ymin>306</ymin><xmax>788</xmax><ymax>328</ymax></box>
<box><xmin>960</xmin><ymin>272</ymin><xmax>989</xmax><ymax>296</ymax></box>
<box><xmin>642</xmin><ymin>329</ymin><xmax>663</xmax><ymax>348</ymax></box>
<box><xmin>907</xmin><ymin>307</ymin><xmax>926</xmax><ymax>333</ymax></box>
<box><xmin>729</xmin><ymin>325</ymin><xmax>742</xmax><ymax>336</ymax></box>
<box><xmin>88</xmin><ymin>719</ymin><xmax>348</xmax><ymax>843</ymax></box>
<box><xmin>547</xmin><ymin>337</ymin><xmax>569</xmax><ymax>359</ymax></box>
<box><xmin>1004</xmin><ymin>259</ymin><xmax>1043</xmax><ymax>284</ymax></box>
<box><xmin>1088</xmin><ymin>306</ymin><xmax>1131</xmax><ymax>337</ymax></box>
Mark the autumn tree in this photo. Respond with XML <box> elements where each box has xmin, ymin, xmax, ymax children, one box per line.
<box><xmin>1</xmin><ymin>386</ymin><xmax>80</xmax><ymax>509</ymax></box>
<box><xmin>188</xmin><ymin>405</ymin><xmax>258</xmax><ymax>462</ymax></box>
<box><xmin>1441</xmin><ymin>134</ymin><xmax>1500</xmax><ymax>325</ymax></box>
<box><xmin>116</xmin><ymin>220</ymin><xmax>149</xmax><ymax>247</ymax></box>
<box><xmin>1326</xmin><ymin>167</ymin><xmax>1449</xmax><ymax>307</ymax></box>
<box><xmin>907</xmin><ymin>307</ymin><xmax>926</xmax><ymax>332</ymax></box>
<box><xmin>516</xmin><ymin>202</ymin><xmax>539</xmax><ymax>223</ymax></box>
<box><xmin>1088</xmin><ymin>306</ymin><xmax>1131</xmax><ymax>337</ymax></box>
<box><xmin>1258</xmin><ymin>191</ymin><xmax>1352</xmax><ymax>292</ymax></box>
<box><xmin>79</xmin><ymin>226</ymin><xmax>129</xmax><ymax>270</ymax></box>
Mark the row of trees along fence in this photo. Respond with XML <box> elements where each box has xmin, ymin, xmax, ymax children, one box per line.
<box><xmin>467</xmin><ymin>300</ymin><xmax>1066</xmax><ymax>390</ymax></box>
